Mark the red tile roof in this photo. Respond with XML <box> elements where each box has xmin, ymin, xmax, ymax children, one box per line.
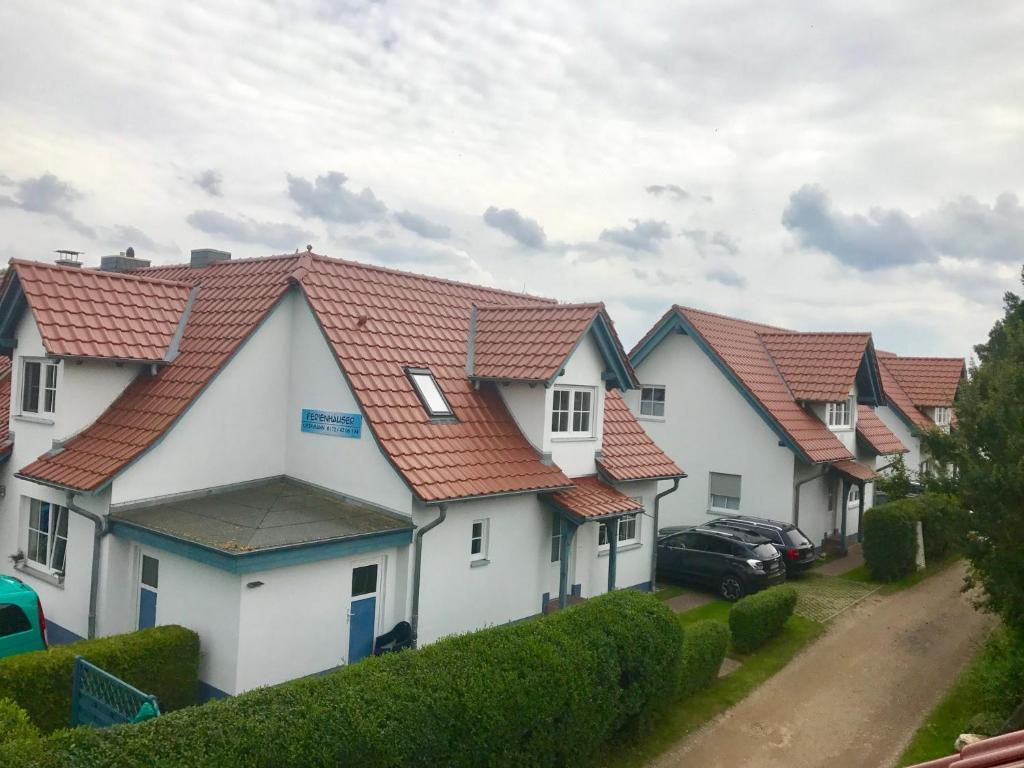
<box><xmin>909</xmin><ymin>729</ymin><xmax>1024</xmax><ymax>768</ymax></box>
<box><xmin>549</xmin><ymin>475</ymin><xmax>643</xmax><ymax>520</ymax></box>
<box><xmin>471</xmin><ymin>303</ymin><xmax>608</xmax><ymax>382</ymax></box>
<box><xmin>882</xmin><ymin>356</ymin><xmax>965</xmax><ymax>407</ymax></box>
<box><xmin>760</xmin><ymin>332</ymin><xmax>872</xmax><ymax>402</ymax></box>
<box><xmin>0</xmin><ymin>357</ymin><xmax>11</xmax><ymax>454</ymax></box>
<box><xmin>600</xmin><ymin>390</ymin><xmax>685</xmax><ymax>481</ymax></box>
<box><xmin>855</xmin><ymin>405</ymin><xmax>908</xmax><ymax>455</ymax></box>
<box><xmin>10</xmin><ymin>260</ymin><xmax>193</xmax><ymax>362</ymax></box>
<box><xmin>876</xmin><ymin>352</ymin><xmax>935</xmax><ymax>432</ymax></box>
<box><xmin>832</xmin><ymin>459</ymin><xmax>876</xmax><ymax>483</ymax></box>
<box><xmin>656</xmin><ymin>306</ymin><xmax>856</xmax><ymax>463</ymax></box>
<box><xmin>19</xmin><ymin>256</ymin><xmax>304</xmax><ymax>490</ymax></box>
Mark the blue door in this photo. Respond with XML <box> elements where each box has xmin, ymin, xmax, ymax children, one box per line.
<box><xmin>347</xmin><ymin>564</ymin><xmax>378</xmax><ymax>664</ymax></box>
<box><xmin>138</xmin><ymin>555</ymin><xmax>158</xmax><ymax>630</ymax></box>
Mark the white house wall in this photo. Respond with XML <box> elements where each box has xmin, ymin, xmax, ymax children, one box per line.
<box><xmin>875</xmin><ymin>406</ymin><xmax>921</xmax><ymax>472</ymax></box>
<box><xmin>111</xmin><ymin>296</ymin><xmax>291</xmax><ymax>505</ymax></box>
<box><xmin>234</xmin><ymin>545</ymin><xmax>405</xmax><ymax>693</ymax></box>
<box><xmin>283</xmin><ymin>294</ymin><xmax>412</xmax><ymax>515</ymax></box>
<box><xmin>625</xmin><ymin>330</ymin><xmax>796</xmax><ymax>530</ymax></box>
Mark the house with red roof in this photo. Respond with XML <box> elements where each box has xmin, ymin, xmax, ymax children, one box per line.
<box><xmin>0</xmin><ymin>248</ymin><xmax>682</xmax><ymax>698</ymax></box>
<box><xmin>875</xmin><ymin>351</ymin><xmax>966</xmax><ymax>477</ymax></box>
<box><xmin>627</xmin><ymin>305</ymin><xmax>908</xmax><ymax>552</ymax></box>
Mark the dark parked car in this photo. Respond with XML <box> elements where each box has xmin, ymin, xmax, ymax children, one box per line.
<box><xmin>706</xmin><ymin>516</ymin><xmax>817</xmax><ymax>576</ymax></box>
<box><xmin>656</xmin><ymin>526</ymin><xmax>786</xmax><ymax>601</ymax></box>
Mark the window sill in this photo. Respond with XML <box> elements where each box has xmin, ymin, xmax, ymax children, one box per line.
<box><xmin>707</xmin><ymin>508</ymin><xmax>739</xmax><ymax>516</ymax></box>
<box><xmin>550</xmin><ymin>436</ymin><xmax>596</xmax><ymax>443</ymax></box>
<box><xmin>598</xmin><ymin>542</ymin><xmax>642</xmax><ymax>557</ymax></box>
<box><xmin>470</xmin><ymin>558</ymin><xmax>490</xmax><ymax>568</ymax></box>
<box><xmin>638</xmin><ymin>416</ymin><xmax>666</xmax><ymax>423</ymax></box>
<box><xmin>14</xmin><ymin>561</ymin><xmax>64</xmax><ymax>588</ymax></box>
<box><xmin>14</xmin><ymin>414</ymin><xmax>55</xmax><ymax>426</ymax></box>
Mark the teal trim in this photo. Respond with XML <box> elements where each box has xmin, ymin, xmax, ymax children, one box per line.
<box><xmin>0</xmin><ymin>274</ymin><xmax>27</xmax><ymax>351</ymax></box>
<box><xmin>631</xmin><ymin>311</ymin><xmax>810</xmax><ymax>462</ymax></box>
<box><xmin>587</xmin><ymin>315</ymin><xmax>637</xmax><ymax>391</ymax></box>
<box><xmin>856</xmin><ymin>343</ymin><xmax>884</xmax><ymax>407</ymax></box>
<box><xmin>110</xmin><ymin>522</ymin><xmax>412</xmax><ymax>574</ymax></box>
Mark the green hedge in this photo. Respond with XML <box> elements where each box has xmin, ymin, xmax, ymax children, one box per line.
<box><xmin>916</xmin><ymin>493</ymin><xmax>965</xmax><ymax>561</ymax></box>
<box><xmin>2</xmin><ymin>590</ymin><xmax>682</xmax><ymax>768</ymax></box>
<box><xmin>677</xmin><ymin>620</ymin><xmax>729</xmax><ymax>699</ymax></box>
<box><xmin>729</xmin><ymin>586</ymin><xmax>797</xmax><ymax>654</ymax></box>
<box><xmin>0</xmin><ymin>625</ymin><xmax>199</xmax><ymax>734</ymax></box>
<box><xmin>0</xmin><ymin>698</ymin><xmax>40</xmax><ymax>745</ymax></box>
<box><xmin>862</xmin><ymin>501</ymin><xmax>920</xmax><ymax>581</ymax></box>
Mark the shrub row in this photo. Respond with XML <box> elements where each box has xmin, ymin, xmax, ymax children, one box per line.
<box><xmin>677</xmin><ymin>620</ymin><xmax>729</xmax><ymax>699</ymax></box>
<box><xmin>863</xmin><ymin>501</ymin><xmax>920</xmax><ymax>581</ymax></box>
<box><xmin>0</xmin><ymin>698</ymin><xmax>40</xmax><ymax>746</ymax></box>
<box><xmin>863</xmin><ymin>493</ymin><xmax>966</xmax><ymax>581</ymax></box>
<box><xmin>729</xmin><ymin>586</ymin><xmax>797</xmax><ymax>653</ymax></box>
<box><xmin>0</xmin><ymin>625</ymin><xmax>199</xmax><ymax>734</ymax></box>
<box><xmin>2</xmin><ymin>590</ymin><xmax>682</xmax><ymax>768</ymax></box>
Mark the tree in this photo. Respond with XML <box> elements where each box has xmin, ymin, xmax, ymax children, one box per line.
<box><xmin>875</xmin><ymin>453</ymin><xmax>913</xmax><ymax>501</ymax></box>
<box><xmin>952</xmin><ymin>278</ymin><xmax>1024</xmax><ymax>630</ymax></box>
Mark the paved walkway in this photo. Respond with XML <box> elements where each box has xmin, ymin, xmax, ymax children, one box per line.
<box><xmin>651</xmin><ymin>562</ymin><xmax>995</xmax><ymax>768</ymax></box>
<box><xmin>816</xmin><ymin>543</ymin><xmax>865</xmax><ymax>577</ymax></box>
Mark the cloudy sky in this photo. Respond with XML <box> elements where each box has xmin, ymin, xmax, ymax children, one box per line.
<box><xmin>1</xmin><ymin>1</ymin><xmax>1022</xmax><ymax>358</ymax></box>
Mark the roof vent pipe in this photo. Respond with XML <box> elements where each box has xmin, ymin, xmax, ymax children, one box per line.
<box><xmin>190</xmin><ymin>248</ymin><xmax>231</xmax><ymax>268</ymax></box>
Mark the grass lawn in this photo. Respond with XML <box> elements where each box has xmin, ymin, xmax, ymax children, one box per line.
<box><xmin>598</xmin><ymin>602</ymin><xmax>824</xmax><ymax>768</ymax></box>
<box><xmin>901</xmin><ymin>626</ymin><xmax>1003</xmax><ymax>765</ymax></box>
<box><xmin>652</xmin><ymin>582</ymin><xmax>692</xmax><ymax>603</ymax></box>
<box><xmin>840</xmin><ymin>555</ymin><xmax>959</xmax><ymax>593</ymax></box>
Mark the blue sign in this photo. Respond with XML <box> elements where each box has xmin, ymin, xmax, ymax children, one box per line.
<box><xmin>301</xmin><ymin>409</ymin><xmax>362</xmax><ymax>439</ymax></box>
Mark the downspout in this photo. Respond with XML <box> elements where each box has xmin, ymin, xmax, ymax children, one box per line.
<box><xmin>410</xmin><ymin>503</ymin><xmax>447</xmax><ymax>649</ymax></box>
<box><xmin>650</xmin><ymin>478</ymin><xmax>681</xmax><ymax>592</ymax></box>
<box><xmin>607</xmin><ymin>516</ymin><xmax>619</xmax><ymax>592</ymax></box>
<box><xmin>65</xmin><ymin>492</ymin><xmax>109</xmax><ymax>640</ymax></box>
<box><xmin>792</xmin><ymin>467</ymin><xmax>829</xmax><ymax>530</ymax></box>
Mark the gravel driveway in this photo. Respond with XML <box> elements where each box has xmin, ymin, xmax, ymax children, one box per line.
<box><xmin>652</xmin><ymin>562</ymin><xmax>995</xmax><ymax>768</ymax></box>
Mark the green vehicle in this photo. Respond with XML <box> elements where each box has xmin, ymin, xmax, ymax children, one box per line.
<box><xmin>0</xmin><ymin>575</ymin><xmax>47</xmax><ymax>659</ymax></box>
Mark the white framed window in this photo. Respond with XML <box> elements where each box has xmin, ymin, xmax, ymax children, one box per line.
<box><xmin>550</xmin><ymin>513</ymin><xmax>561</xmax><ymax>563</ymax></box>
<box><xmin>639</xmin><ymin>386</ymin><xmax>665</xmax><ymax>418</ymax></box>
<box><xmin>847</xmin><ymin>485</ymin><xmax>860</xmax><ymax>507</ymax></box>
<box><xmin>934</xmin><ymin>407</ymin><xmax>951</xmax><ymax>426</ymax></box>
<box><xmin>598</xmin><ymin>513</ymin><xmax>641</xmax><ymax>549</ymax></box>
<box><xmin>709</xmin><ymin>472</ymin><xmax>741</xmax><ymax>512</ymax></box>
<box><xmin>826</xmin><ymin>398</ymin><xmax>853</xmax><ymax>429</ymax></box>
<box><xmin>26</xmin><ymin>499</ymin><xmax>68</xmax><ymax>574</ymax></box>
<box><xmin>406</xmin><ymin>368</ymin><xmax>453</xmax><ymax>419</ymax></box>
<box><xmin>551</xmin><ymin>386</ymin><xmax>594</xmax><ymax>437</ymax></box>
<box><xmin>470</xmin><ymin>519</ymin><xmax>489</xmax><ymax>562</ymax></box>
<box><xmin>21</xmin><ymin>359</ymin><xmax>58</xmax><ymax>416</ymax></box>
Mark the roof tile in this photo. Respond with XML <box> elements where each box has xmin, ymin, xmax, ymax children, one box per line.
<box><xmin>760</xmin><ymin>331</ymin><xmax>872</xmax><ymax>402</ymax></box>
<box><xmin>856</xmin><ymin>405</ymin><xmax>908</xmax><ymax>455</ymax></box>
<box><xmin>881</xmin><ymin>355</ymin><xmax>964</xmax><ymax>407</ymax></box>
<box><xmin>11</xmin><ymin>261</ymin><xmax>193</xmax><ymax>362</ymax></box>
<box><xmin>600</xmin><ymin>390</ymin><xmax>685</xmax><ymax>481</ymax></box>
<box><xmin>550</xmin><ymin>475</ymin><xmax>643</xmax><ymax>519</ymax></box>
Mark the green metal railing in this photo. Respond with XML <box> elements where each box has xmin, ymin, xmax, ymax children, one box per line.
<box><xmin>70</xmin><ymin>656</ymin><xmax>160</xmax><ymax>728</ymax></box>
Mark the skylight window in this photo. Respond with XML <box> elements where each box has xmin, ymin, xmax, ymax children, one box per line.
<box><xmin>407</xmin><ymin>368</ymin><xmax>454</xmax><ymax>418</ymax></box>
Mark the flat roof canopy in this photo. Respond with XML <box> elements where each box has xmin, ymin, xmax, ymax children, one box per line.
<box><xmin>111</xmin><ymin>477</ymin><xmax>411</xmax><ymax>554</ymax></box>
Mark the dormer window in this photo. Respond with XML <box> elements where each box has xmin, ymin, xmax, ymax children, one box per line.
<box><xmin>825</xmin><ymin>398</ymin><xmax>852</xmax><ymax>430</ymax></box>
<box><xmin>551</xmin><ymin>386</ymin><xmax>594</xmax><ymax>438</ymax></box>
<box><xmin>934</xmin><ymin>407</ymin><xmax>950</xmax><ymax>426</ymax></box>
<box><xmin>406</xmin><ymin>368</ymin><xmax>453</xmax><ymax>419</ymax></box>
<box><xmin>22</xmin><ymin>359</ymin><xmax>58</xmax><ymax>416</ymax></box>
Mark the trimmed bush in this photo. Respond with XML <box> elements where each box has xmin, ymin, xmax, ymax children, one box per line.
<box><xmin>677</xmin><ymin>620</ymin><xmax>729</xmax><ymax>698</ymax></box>
<box><xmin>1</xmin><ymin>590</ymin><xmax>682</xmax><ymax>768</ymax></box>
<box><xmin>0</xmin><ymin>625</ymin><xmax>198</xmax><ymax>734</ymax></box>
<box><xmin>862</xmin><ymin>500</ymin><xmax>920</xmax><ymax>581</ymax></box>
<box><xmin>916</xmin><ymin>493</ymin><xmax>966</xmax><ymax>561</ymax></box>
<box><xmin>729</xmin><ymin>585</ymin><xmax>797</xmax><ymax>654</ymax></box>
<box><xmin>0</xmin><ymin>698</ymin><xmax>40</xmax><ymax>745</ymax></box>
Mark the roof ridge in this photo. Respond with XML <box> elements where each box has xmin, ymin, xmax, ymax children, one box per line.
<box><xmin>476</xmin><ymin>301</ymin><xmax>603</xmax><ymax>311</ymax></box>
<box><xmin>307</xmin><ymin>252</ymin><xmax>558</xmax><ymax>304</ymax></box>
<box><xmin>759</xmin><ymin>330</ymin><xmax>872</xmax><ymax>339</ymax></box>
<box><xmin>887</xmin><ymin>355</ymin><xmax>965</xmax><ymax>363</ymax></box>
<box><xmin>10</xmin><ymin>259</ymin><xmax>194</xmax><ymax>289</ymax></box>
<box><xmin>673</xmin><ymin>304</ymin><xmax>793</xmax><ymax>333</ymax></box>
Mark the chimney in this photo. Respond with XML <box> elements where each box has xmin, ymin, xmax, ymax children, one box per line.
<box><xmin>190</xmin><ymin>248</ymin><xmax>231</xmax><ymax>268</ymax></box>
<box><xmin>100</xmin><ymin>247</ymin><xmax>150</xmax><ymax>272</ymax></box>
<box><xmin>54</xmin><ymin>249</ymin><xmax>83</xmax><ymax>268</ymax></box>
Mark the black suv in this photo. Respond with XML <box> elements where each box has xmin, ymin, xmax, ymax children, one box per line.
<box><xmin>706</xmin><ymin>516</ymin><xmax>817</xmax><ymax>577</ymax></box>
<box><xmin>656</xmin><ymin>526</ymin><xmax>785</xmax><ymax>601</ymax></box>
